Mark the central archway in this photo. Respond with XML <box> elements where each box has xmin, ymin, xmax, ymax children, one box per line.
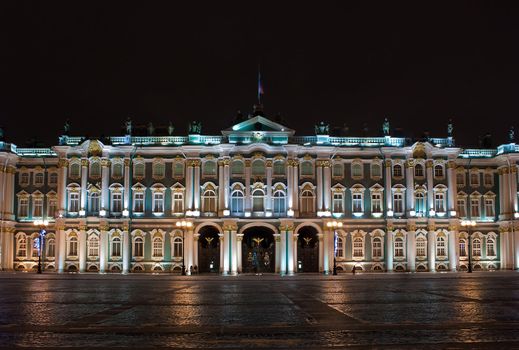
<box><xmin>242</xmin><ymin>226</ymin><xmax>276</xmax><ymax>273</ymax></box>
<box><xmin>296</xmin><ymin>226</ymin><xmax>319</xmax><ymax>272</ymax></box>
<box><xmin>198</xmin><ymin>226</ymin><xmax>220</xmax><ymax>273</ymax></box>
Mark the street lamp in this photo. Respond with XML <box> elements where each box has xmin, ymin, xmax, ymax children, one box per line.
<box><xmin>33</xmin><ymin>219</ymin><xmax>49</xmax><ymax>274</ymax></box>
<box><xmin>460</xmin><ymin>219</ymin><xmax>476</xmax><ymax>273</ymax></box>
<box><xmin>176</xmin><ymin>220</ymin><xmax>193</xmax><ymax>275</ymax></box>
<box><xmin>326</xmin><ymin>220</ymin><xmax>343</xmax><ymax>275</ymax></box>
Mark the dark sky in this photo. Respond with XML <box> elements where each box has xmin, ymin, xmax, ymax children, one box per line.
<box><xmin>1</xmin><ymin>1</ymin><xmax>518</xmax><ymax>147</ymax></box>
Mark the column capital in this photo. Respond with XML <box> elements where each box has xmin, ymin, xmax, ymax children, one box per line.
<box><xmin>81</xmin><ymin>159</ymin><xmax>89</xmax><ymax>167</ymax></box>
<box><xmin>384</xmin><ymin>159</ymin><xmax>392</xmax><ymax>167</ymax></box>
<box><xmin>99</xmin><ymin>223</ymin><xmax>110</xmax><ymax>231</ymax></box>
<box><xmin>447</xmin><ymin>160</ymin><xmax>457</xmax><ymax>169</ymax></box>
<box><xmin>426</xmin><ymin>160</ymin><xmax>434</xmax><ymax>168</ymax></box>
<box><xmin>58</xmin><ymin>158</ymin><xmax>69</xmax><ymax>168</ymax></box>
<box><xmin>101</xmin><ymin>158</ymin><xmax>111</xmax><ymax>167</ymax></box>
<box><xmin>124</xmin><ymin>158</ymin><xmax>131</xmax><ymax>166</ymax></box>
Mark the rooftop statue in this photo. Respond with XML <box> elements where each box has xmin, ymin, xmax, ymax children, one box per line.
<box><xmin>147</xmin><ymin>122</ymin><xmax>155</xmax><ymax>136</ymax></box>
<box><xmin>382</xmin><ymin>118</ymin><xmax>390</xmax><ymax>136</ymax></box>
<box><xmin>509</xmin><ymin>126</ymin><xmax>515</xmax><ymax>143</ymax></box>
<box><xmin>189</xmin><ymin>121</ymin><xmax>202</xmax><ymax>134</ymax></box>
<box><xmin>0</xmin><ymin>126</ymin><xmax>3</xmax><ymax>141</ymax></box>
<box><xmin>447</xmin><ymin>119</ymin><xmax>454</xmax><ymax>137</ymax></box>
<box><xmin>168</xmin><ymin>121</ymin><xmax>174</xmax><ymax>136</ymax></box>
<box><xmin>63</xmin><ymin>119</ymin><xmax>71</xmax><ymax>135</ymax></box>
<box><xmin>125</xmin><ymin>117</ymin><xmax>132</xmax><ymax>135</ymax></box>
<box><xmin>314</xmin><ymin>121</ymin><xmax>329</xmax><ymax>135</ymax></box>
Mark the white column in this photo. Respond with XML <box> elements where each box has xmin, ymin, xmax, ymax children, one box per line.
<box><xmin>318</xmin><ymin>233</ymin><xmax>324</xmax><ymax>273</ymax></box>
<box><xmin>99</xmin><ymin>228</ymin><xmax>108</xmax><ymax>273</ymax></box>
<box><xmin>193</xmin><ymin>162</ymin><xmax>200</xmax><ymax>212</ymax></box>
<box><xmin>316</xmin><ymin>163</ymin><xmax>323</xmax><ymax>212</ymax></box>
<box><xmin>186</xmin><ymin>161</ymin><xmax>193</xmax><ymax>210</ymax></box>
<box><xmin>448</xmin><ymin>229</ymin><xmax>457</xmax><ymax>271</ymax></box>
<box><xmin>186</xmin><ymin>229</ymin><xmax>194</xmax><ymax>274</ymax></box>
<box><xmin>193</xmin><ymin>234</ymin><xmax>199</xmax><ymax>270</ymax></box>
<box><xmin>511</xmin><ymin>166</ymin><xmax>518</xmax><ymax>214</ymax></box>
<box><xmin>293</xmin><ymin>233</ymin><xmax>299</xmax><ymax>272</ymax></box>
<box><xmin>447</xmin><ymin>161</ymin><xmax>457</xmax><ymax>214</ymax></box>
<box><xmin>323</xmin><ymin>229</ymin><xmax>330</xmax><ymax>274</ymax></box>
<box><xmin>514</xmin><ymin>229</ymin><xmax>519</xmax><ymax>270</ymax></box>
<box><xmin>426</xmin><ymin>160</ymin><xmax>434</xmax><ymax>214</ymax></box>
<box><xmin>274</xmin><ymin>234</ymin><xmax>280</xmax><ymax>273</ymax></box>
<box><xmin>280</xmin><ymin>226</ymin><xmax>287</xmax><ymax>274</ymax></box>
<box><xmin>292</xmin><ymin>162</ymin><xmax>299</xmax><ymax>214</ymax></box>
<box><xmin>4</xmin><ymin>167</ymin><xmax>15</xmax><ymax>218</ymax></box>
<box><xmin>323</xmin><ymin>162</ymin><xmax>331</xmax><ymax>212</ymax></box>
<box><xmin>218</xmin><ymin>161</ymin><xmax>225</xmax><ymax>215</ymax></box>
<box><xmin>502</xmin><ymin>169</ymin><xmax>511</xmax><ymax>216</ymax></box>
<box><xmin>500</xmin><ymin>230</ymin><xmax>508</xmax><ymax>270</ymax></box>
<box><xmin>58</xmin><ymin>159</ymin><xmax>68</xmax><ymax>214</ymax></box>
<box><xmin>57</xmin><ymin>226</ymin><xmax>66</xmax><ymax>273</ymax></box>
<box><xmin>237</xmin><ymin>234</ymin><xmax>243</xmax><ymax>273</ymax></box>
<box><xmin>428</xmin><ymin>229</ymin><xmax>436</xmax><ymax>272</ymax></box>
<box><xmin>244</xmin><ymin>160</ymin><xmax>251</xmax><ymax>213</ymax></box>
<box><xmin>101</xmin><ymin>159</ymin><xmax>110</xmax><ymax>213</ymax></box>
<box><xmin>222</xmin><ymin>229</ymin><xmax>229</xmax><ymax>274</ymax></box>
<box><xmin>231</xmin><ymin>229</ymin><xmax>237</xmax><ymax>274</ymax></box>
<box><xmin>78</xmin><ymin>227</ymin><xmax>86</xmax><ymax>272</ymax></box>
<box><xmin>219</xmin><ymin>234</ymin><xmax>224</xmax><ymax>273</ymax></box>
<box><xmin>386</xmin><ymin>229</ymin><xmax>394</xmax><ymax>272</ymax></box>
<box><xmin>287</xmin><ymin>161</ymin><xmax>294</xmax><ymax>211</ymax></box>
<box><xmin>499</xmin><ymin>169</ymin><xmax>505</xmax><ymax>217</ymax></box>
<box><xmin>80</xmin><ymin>159</ymin><xmax>88</xmax><ymax>213</ymax></box>
<box><xmin>384</xmin><ymin>160</ymin><xmax>392</xmax><ymax>213</ymax></box>
<box><xmin>224</xmin><ymin>159</ymin><xmax>230</xmax><ymax>211</ymax></box>
<box><xmin>265</xmin><ymin>161</ymin><xmax>273</xmax><ymax>214</ymax></box>
<box><xmin>405</xmin><ymin>160</ymin><xmax>414</xmax><ymax>214</ymax></box>
<box><xmin>407</xmin><ymin>228</ymin><xmax>416</xmax><ymax>272</ymax></box>
<box><xmin>123</xmin><ymin>159</ymin><xmax>130</xmax><ymax>212</ymax></box>
<box><xmin>122</xmin><ymin>229</ymin><xmax>130</xmax><ymax>274</ymax></box>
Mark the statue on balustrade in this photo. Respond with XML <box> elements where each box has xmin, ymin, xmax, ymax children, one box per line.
<box><xmin>314</xmin><ymin>121</ymin><xmax>329</xmax><ymax>135</ymax></box>
<box><xmin>189</xmin><ymin>121</ymin><xmax>202</xmax><ymax>134</ymax></box>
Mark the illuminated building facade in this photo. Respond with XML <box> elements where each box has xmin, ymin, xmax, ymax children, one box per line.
<box><xmin>1</xmin><ymin>108</ymin><xmax>518</xmax><ymax>274</ymax></box>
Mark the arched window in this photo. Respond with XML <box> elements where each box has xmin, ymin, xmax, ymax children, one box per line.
<box><xmin>416</xmin><ymin>237</ymin><xmax>426</xmax><ymax>257</ymax></box>
<box><xmin>16</xmin><ymin>235</ymin><xmax>27</xmax><ymax>258</ymax></box>
<box><xmin>68</xmin><ymin>236</ymin><xmax>78</xmax><ymax>257</ymax></box>
<box><xmin>89</xmin><ymin>161</ymin><xmax>101</xmax><ymax>178</ymax></box>
<box><xmin>231</xmin><ymin>160</ymin><xmax>244</xmax><ymax>176</ymax></box>
<box><xmin>394</xmin><ymin>237</ymin><xmax>404</xmax><ymax>257</ymax></box>
<box><xmin>393</xmin><ymin>164</ymin><xmax>403</xmax><ymax>178</ymax></box>
<box><xmin>69</xmin><ymin>162</ymin><xmax>80</xmax><ymax>178</ymax></box>
<box><xmin>301</xmin><ymin>161</ymin><xmax>313</xmax><ymax>176</ymax></box>
<box><xmin>88</xmin><ymin>192</ymin><xmax>100</xmax><ymax>215</ymax></box>
<box><xmin>333</xmin><ymin>163</ymin><xmax>343</xmax><ymax>178</ymax></box>
<box><xmin>152</xmin><ymin>162</ymin><xmax>165</xmax><ymax>179</ymax></box>
<box><xmin>133</xmin><ymin>237</ymin><xmax>144</xmax><ymax>258</ymax></box>
<box><xmin>336</xmin><ymin>236</ymin><xmax>344</xmax><ymax>258</ymax></box>
<box><xmin>203</xmin><ymin>161</ymin><xmax>216</xmax><ymax>176</ymax></box>
<box><xmin>372</xmin><ymin>237</ymin><xmax>382</xmax><ymax>258</ymax></box>
<box><xmin>111</xmin><ymin>237</ymin><xmax>121</xmax><ymax>257</ymax></box>
<box><xmin>173</xmin><ymin>237</ymin><xmax>183</xmax><ymax>258</ymax></box>
<box><xmin>251</xmin><ymin>160</ymin><xmax>265</xmax><ymax>176</ymax></box>
<box><xmin>472</xmin><ymin>238</ymin><xmax>482</xmax><ymax>257</ymax></box>
<box><xmin>371</xmin><ymin>163</ymin><xmax>382</xmax><ymax>178</ymax></box>
<box><xmin>353</xmin><ymin>237</ymin><xmax>364</xmax><ymax>258</ymax></box>
<box><xmin>152</xmin><ymin>237</ymin><xmax>163</xmax><ymax>258</ymax></box>
<box><xmin>273</xmin><ymin>161</ymin><xmax>285</xmax><ymax>176</ymax></box>
<box><xmin>88</xmin><ymin>235</ymin><xmax>99</xmax><ymax>257</ymax></box>
<box><xmin>436</xmin><ymin>236</ymin><xmax>446</xmax><ymax>256</ymax></box>
<box><xmin>272</xmin><ymin>190</ymin><xmax>286</xmax><ymax>216</ymax></box>
<box><xmin>486</xmin><ymin>237</ymin><xmax>496</xmax><ymax>257</ymax></box>
<box><xmin>46</xmin><ymin>238</ymin><xmax>55</xmax><ymax>258</ymax></box>
<box><xmin>202</xmin><ymin>188</ymin><xmax>217</xmax><ymax>213</ymax></box>
<box><xmin>112</xmin><ymin>161</ymin><xmax>123</xmax><ymax>179</ymax></box>
<box><xmin>459</xmin><ymin>238</ymin><xmax>467</xmax><ymax>257</ymax></box>
<box><xmin>351</xmin><ymin>163</ymin><xmax>363</xmax><ymax>178</ymax></box>
<box><xmin>231</xmin><ymin>189</ymin><xmax>244</xmax><ymax>214</ymax></box>
<box><xmin>31</xmin><ymin>235</ymin><xmax>39</xmax><ymax>257</ymax></box>
<box><xmin>434</xmin><ymin>165</ymin><xmax>444</xmax><ymax>178</ymax></box>
<box><xmin>252</xmin><ymin>188</ymin><xmax>265</xmax><ymax>212</ymax></box>
<box><xmin>133</xmin><ymin>162</ymin><xmax>145</xmax><ymax>178</ymax></box>
<box><xmin>415</xmin><ymin>192</ymin><xmax>426</xmax><ymax>216</ymax></box>
<box><xmin>414</xmin><ymin>164</ymin><xmax>424</xmax><ymax>177</ymax></box>
<box><xmin>300</xmin><ymin>189</ymin><xmax>315</xmax><ymax>214</ymax></box>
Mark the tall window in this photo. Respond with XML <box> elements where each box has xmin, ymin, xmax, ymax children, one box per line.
<box><xmin>352</xmin><ymin>193</ymin><xmax>363</xmax><ymax>213</ymax></box>
<box><xmin>134</xmin><ymin>192</ymin><xmax>144</xmax><ymax>213</ymax></box>
<box><xmin>472</xmin><ymin>238</ymin><xmax>482</xmax><ymax>257</ymax></box>
<box><xmin>111</xmin><ymin>192</ymin><xmax>122</xmax><ymax>213</ymax></box>
<box><xmin>17</xmin><ymin>235</ymin><xmax>27</xmax><ymax>258</ymax></box>
<box><xmin>153</xmin><ymin>192</ymin><xmax>164</xmax><ymax>213</ymax></box>
<box><xmin>371</xmin><ymin>193</ymin><xmax>382</xmax><ymax>213</ymax></box>
<box><xmin>484</xmin><ymin>198</ymin><xmax>495</xmax><ymax>218</ymax></box>
<box><xmin>371</xmin><ymin>163</ymin><xmax>381</xmax><ymax>178</ymax></box>
<box><xmin>415</xmin><ymin>192</ymin><xmax>426</xmax><ymax>216</ymax></box>
<box><xmin>436</xmin><ymin>236</ymin><xmax>446</xmax><ymax>256</ymax></box>
<box><xmin>459</xmin><ymin>239</ymin><xmax>467</xmax><ymax>257</ymax></box>
<box><xmin>173</xmin><ymin>162</ymin><xmax>184</xmax><ymax>177</ymax></box>
<box><xmin>88</xmin><ymin>236</ymin><xmax>99</xmax><ymax>257</ymax></box>
<box><xmin>33</xmin><ymin>198</ymin><xmax>43</xmax><ymax>217</ymax></box>
<box><xmin>372</xmin><ymin>237</ymin><xmax>382</xmax><ymax>258</ymax></box>
<box><xmin>414</xmin><ymin>164</ymin><xmax>424</xmax><ymax>177</ymax></box>
<box><xmin>470</xmin><ymin>172</ymin><xmax>479</xmax><ymax>187</ymax></box>
<box><xmin>393</xmin><ymin>193</ymin><xmax>404</xmax><ymax>214</ymax></box>
<box><xmin>394</xmin><ymin>237</ymin><xmax>404</xmax><ymax>257</ymax></box>
<box><xmin>134</xmin><ymin>162</ymin><xmax>145</xmax><ymax>178</ymax></box>
<box><xmin>336</xmin><ymin>236</ymin><xmax>344</xmax><ymax>258</ymax></box>
<box><xmin>231</xmin><ymin>190</ymin><xmax>244</xmax><ymax>214</ymax></box>
<box><xmin>89</xmin><ymin>192</ymin><xmax>100</xmax><ymax>215</ymax></box>
<box><xmin>434</xmin><ymin>165</ymin><xmax>444</xmax><ymax>178</ymax></box>
<box><xmin>111</xmin><ymin>237</ymin><xmax>121</xmax><ymax>257</ymax></box>
<box><xmin>47</xmin><ymin>238</ymin><xmax>55</xmax><ymax>257</ymax></box>
<box><xmin>333</xmin><ymin>193</ymin><xmax>344</xmax><ymax>213</ymax></box>
<box><xmin>133</xmin><ymin>237</ymin><xmax>144</xmax><ymax>258</ymax></box>
<box><xmin>470</xmin><ymin>197</ymin><xmax>480</xmax><ymax>217</ymax></box>
<box><xmin>273</xmin><ymin>161</ymin><xmax>285</xmax><ymax>176</ymax></box>
<box><xmin>18</xmin><ymin>197</ymin><xmax>28</xmax><ymax>217</ymax></box>
<box><xmin>203</xmin><ymin>161</ymin><xmax>216</xmax><ymax>176</ymax></box>
<box><xmin>300</xmin><ymin>190</ymin><xmax>315</xmax><ymax>214</ymax></box>
<box><xmin>272</xmin><ymin>190</ymin><xmax>286</xmax><ymax>216</ymax></box>
<box><xmin>251</xmin><ymin>160</ymin><xmax>265</xmax><ymax>176</ymax></box>
<box><xmin>486</xmin><ymin>237</ymin><xmax>496</xmax><ymax>256</ymax></box>
<box><xmin>351</xmin><ymin>162</ymin><xmax>363</xmax><ymax>178</ymax></box>
<box><xmin>202</xmin><ymin>188</ymin><xmax>217</xmax><ymax>213</ymax></box>
<box><xmin>69</xmin><ymin>192</ymin><xmax>80</xmax><ymax>213</ymax></box>
<box><xmin>416</xmin><ymin>237</ymin><xmax>426</xmax><ymax>257</ymax></box>
<box><xmin>112</xmin><ymin>162</ymin><xmax>123</xmax><ymax>178</ymax></box>
<box><xmin>353</xmin><ymin>237</ymin><xmax>364</xmax><ymax>258</ymax></box>
<box><xmin>152</xmin><ymin>237</ymin><xmax>163</xmax><ymax>257</ymax></box>
<box><xmin>89</xmin><ymin>161</ymin><xmax>101</xmax><ymax>178</ymax></box>
<box><xmin>49</xmin><ymin>173</ymin><xmax>58</xmax><ymax>186</ymax></box>
<box><xmin>457</xmin><ymin>172</ymin><xmax>465</xmax><ymax>187</ymax></box>
<box><xmin>300</xmin><ymin>161</ymin><xmax>313</xmax><ymax>176</ymax></box>
<box><xmin>152</xmin><ymin>162</ymin><xmax>165</xmax><ymax>179</ymax></box>
<box><xmin>457</xmin><ymin>198</ymin><xmax>467</xmax><ymax>218</ymax></box>
<box><xmin>173</xmin><ymin>193</ymin><xmax>184</xmax><ymax>213</ymax></box>
<box><xmin>34</xmin><ymin>173</ymin><xmax>44</xmax><ymax>186</ymax></box>
<box><xmin>483</xmin><ymin>173</ymin><xmax>493</xmax><ymax>187</ymax></box>
<box><xmin>434</xmin><ymin>192</ymin><xmax>445</xmax><ymax>213</ymax></box>
<box><xmin>69</xmin><ymin>162</ymin><xmax>80</xmax><ymax>178</ymax></box>
<box><xmin>393</xmin><ymin>164</ymin><xmax>403</xmax><ymax>178</ymax></box>
<box><xmin>252</xmin><ymin>188</ymin><xmax>265</xmax><ymax>212</ymax></box>
<box><xmin>333</xmin><ymin>164</ymin><xmax>343</xmax><ymax>178</ymax></box>
<box><xmin>173</xmin><ymin>237</ymin><xmax>183</xmax><ymax>258</ymax></box>
<box><xmin>68</xmin><ymin>236</ymin><xmax>78</xmax><ymax>257</ymax></box>
<box><xmin>20</xmin><ymin>172</ymin><xmax>30</xmax><ymax>185</ymax></box>
<box><xmin>231</xmin><ymin>161</ymin><xmax>244</xmax><ymax>176</ymax></box>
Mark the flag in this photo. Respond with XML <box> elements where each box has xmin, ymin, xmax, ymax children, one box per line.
<box><xmin>257</xmin><ymin>70</ymin><xmax>264</xmax><ymax>103</ymax></box>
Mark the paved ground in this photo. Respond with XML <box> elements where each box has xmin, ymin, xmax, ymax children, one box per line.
<box><xmin>0</xmin><ymin>272</ymin><xmax>518</xmax><ymax>349</ymax></box>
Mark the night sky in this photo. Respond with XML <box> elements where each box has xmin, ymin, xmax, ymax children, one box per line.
<box><xmin>1</xmin><ymin>2</ymin><xmax>519</xmax><ymax>147</ymax></box>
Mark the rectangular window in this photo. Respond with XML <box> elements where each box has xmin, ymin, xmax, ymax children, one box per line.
<box><xmin>33</xmin><ymin>198</ymin><xmax>43</xmax><ymax>217</ymax></box>
<box><xmin>416</xmin><ymin>239</ymin><xmax>426</xmax><ymax>257</ymax></box>
<box><xmin>470</xmin><ymin>172</ymin><xmax>479</xmax><ymax>187</ymax></box>
<box><xmin>371</xmin><ymin>193</ymin><xmax>382</xmax><ymax>213</ymax></box>
<box><xmin>457</xmin><ymin>198</ymin><xmax>466</xmax><ymax>218</ymax></box>
<box><xmin>372</xmin><ymin>238</ymin><xmax>382</xmax><ymax>258</ymax></box>
<box><xmin>456</xmin><ymin>172</ymin><xmax>465</xmax><ymax>187</ymax></box>
<box><xmin>393</xmin><ymin>193</ymin><xmax>404</xmax><ymax>214</ymax></box>
<box><xmin>18</xmin><ymin>198</ymin><xmax>29</xmax><ymax>217</ymax></box>
<box><xmin>352</xmin><ymin>193</ymin><xmax>363</xmax><ymax>213</ymax></box>
<box><xmin>415</xmin><ymin>193</ymin><xmax>426</xmax><ymax>216</ymax></box>
<box><xmin>483</xmin><ymin>173</ymin><xmax>493</xmax><ymax>187</ymax></box>
<box><xmin>332</xmin><ymin>193</ymin><xmax>343</xmax><ymax>213</ymax></box>
<box><xmin>88</xmin><ymin>238</ymin><xmax>99</xmax><ymax>257</ymax></box>
<box><xmin>153</xmin><ymin>193</ymin><xmax>164</xmax><ymax>213</ymax></box>
<box><xmin>470</xmin><ymin>198</ymin><xmax>480</xmax><ymax>218</ymax></box>
<box><xmin>34</xmin><ymin>173</ymin><xmax>44</xmax><ymax>186</ymax></box>
<box><xmin>111</xmin><ymin>193</ymin><xmax>122</xmax><ymax>213</ymax></box>
<box><xmin>484</xmin><ymin>198</ymin><xmax>495</xmax><ymax>218</ymax></box>
<box><xmin>134</xmin><ymin>192</ymin><xmax>144</xmax><ymax>213</ymax></box>
<box><xmin>47</xmin><ymin>198</ymin><xmax>57</xmax><ymax>218</ymax></box>
<box><xmin>434</xmin><ymin>193</ymin><xmax>445</xmax><ymax>213</ymax></box>
<box><xmin>394</xmin><ymin>239</ymin><xmax>404</xmax><ymax>257</ymax></box>
<box><xmin>20</xmin><ymin>173</ymin><xmax>30</xmax><ymax>186</ymax></box>
<box><xmin>89</xmin><ymin>193</ymin><xmax>100</xmax><ymax>214</ymax></box>
<box><xmin>173</xmin><ymin>193</ymin><xmax>184</xmax><ymax>213</ymax></box>
<box><xmin>353</xmin><ymin>239</ymin><xmax>363</xmax><ymax>258</ymax></box>
<box><xmin>371</xmin><ymin>163</ymin><xmax>382</xmax><ymax>178</ymax></box>
<box><xmin>393</xmin><ymin>165</ymin><xmax>403</xmax><ymax>178</ymax></box>
<box><xmin>69</xmin><ymin>193</ymin><xmax>79</xmax><ymax>213</ymax></box>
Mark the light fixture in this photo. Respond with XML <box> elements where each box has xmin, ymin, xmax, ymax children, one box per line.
<box><xmin>287</xmin><ymin>209</ymin><xmax>294</xmax><ymax>217</ymax></box>
<box><xmin>450</xmin><ymin>210</ymin><xmax>457</xmax><ymax>217</ymax></box>
<box><xmin>386</xmin><ymin>210</ymin><xmax>394</xmax><ymax>217</ymax></box>
<box><xmin>99</xmin><ymin>209</ymin><xmax>106</xmax><ymax>217</ymax></box>
<box><xmin>244</xmin><ymin>211</ymin><xmax>251</xmax><ymax>217</ymax></box>
<box><xmin>515</xmin><ymin>212</ymin><xmax>519</xmax><ymax>219</ymax></box>
<box><xmin>79</xmin><ymin>209</ymin><xmax>86</xmax><ymax>216</ymax></box>
<box><xmin>122</xmin><ymin>209</ymin><xmax>129</xmax><ymax>217</ymax></box>
<box><xmin>429</xmin><ymin>209</ymin><xmax>436</xmax><ymax>217</ymax></box>
<box><xmin>409</xmin><ymin>210</ymin><xmax>416</xmax><ymax>217</ymax></box>
<box><xmin>223</xmin><ymin>209</ymin><xmax>230</xmax><ymax>216</ymax></box>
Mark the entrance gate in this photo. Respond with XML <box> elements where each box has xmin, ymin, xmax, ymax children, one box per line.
<box><xmin>242</xmin><ymin>227</ymin><xmax>275</xmax><ymax>273</ymax></box>
<box><xmin>297</xmin><ymin>226</ymin><xmax>319</xmax><ymax>272</ymax></box>
<box><xmin>198</xmin><ymin>226</ymin><xmax>220</xmax><ymax>273</ymax></box>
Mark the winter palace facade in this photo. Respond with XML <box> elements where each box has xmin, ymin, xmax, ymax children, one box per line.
<box><xmin>1</xmin><ymin>109</ymin><xmax>519</xmax><ymax>274</ymax></box>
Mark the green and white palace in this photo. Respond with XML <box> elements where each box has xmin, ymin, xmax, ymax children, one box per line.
<box><xmin>1</xmin><ymin>107</ymin><xmax>518</xmax><ymax>274</ymax></box>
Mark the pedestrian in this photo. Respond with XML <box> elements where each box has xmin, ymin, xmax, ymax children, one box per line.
<box><xmin>189</xmin><ymin>266</ymin><xmax>193</xmax><ymax>275</ymax></box>
<box><xmin>352</xmin><ymin>266</ymin><xmax>356</xmax><ymax>275</ymax></box>
<box><xmin>194</xmin><ymin>265</ymin><xmax>198</xmax><ymax>274</ymax></box>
